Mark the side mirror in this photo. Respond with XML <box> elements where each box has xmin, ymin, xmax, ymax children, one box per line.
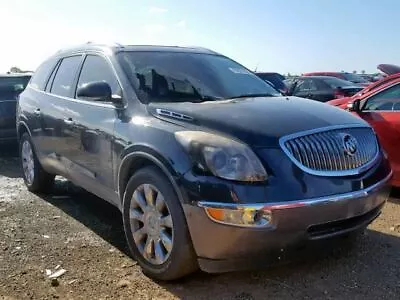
<box><xmin>347</xmin><ymin>99</ymin><xmax>361</xmax><ymax>112</ymax></box>
<box><xmin>77</xmin><ymin>81</ymin><xmax>113</xmax><ymax>102</ymax></box>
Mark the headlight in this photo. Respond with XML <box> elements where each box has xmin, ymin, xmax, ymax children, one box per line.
<box><xmin>175</xmin><ymin>131</ymin><xmax>267</xmax><ymax>182</ymax></box>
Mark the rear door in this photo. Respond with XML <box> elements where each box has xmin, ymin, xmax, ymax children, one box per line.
<box><xmin>360</xmin><ymin>83</ymin><xmax>400</xmax><ymax>184</ymax></box>
<box><xmin>59</xmin><ymin>54</ymin><xmax>121</xmax><ymax>205</ymax></box>
<box><xmin>38</xmin><ymin>55</ymin><xmax>83</xmax><ymax>174</ymax></box>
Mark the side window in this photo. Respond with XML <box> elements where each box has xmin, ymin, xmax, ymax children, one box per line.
<box><xmin>364</xmin><ymin>83</ymin><xmax>400</xmax><ymax>111</ymax></box>
<box><xmin>30</xmin><ymin>58</ymin><xmax>57</xmax><ymax>91</ymax></box>
<box><xmin>50</xmin><ymin>56</ymin><xmax>82</xmax><ymax>97</ymax></box>
<box><xmin>76</xmin><ymin>55</ymin><xmax>121</xmax><ymax>100</ymax></box>
<box><xmin>294</xmin><ymin>79</ymin><xmax>317</xmax><ymax>93</ymax></box>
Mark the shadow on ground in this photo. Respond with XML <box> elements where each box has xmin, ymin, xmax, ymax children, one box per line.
<box><xmin>34</xmin><ymin>177</ymin><xmax>400</xmax><ymax>299</ymax></box>
<box><xmin>0</xmin><ymin>143</ymin><xmax>20</xmax><ymax>178</ymax></box>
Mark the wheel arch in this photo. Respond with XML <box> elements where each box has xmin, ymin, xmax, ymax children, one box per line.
<box><xmin>17</xmin><ymin>121</ymin><xmax>32</xmax><ymax>140</ymax></box>
<box><xmin>117</xmin><ymin>146</ymin><xmax>186</xmax><ymax>206</ymax></box>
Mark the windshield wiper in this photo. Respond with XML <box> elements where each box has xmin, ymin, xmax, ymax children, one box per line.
<box><xmin>190</xmin><ymin>95</ymin><xmax>223</xmax><ymax>103</ymax></box>
<box><xmin>226</xmin><ymin>93</ymin><xmax>278</xmax><ymax>99</ymax></box>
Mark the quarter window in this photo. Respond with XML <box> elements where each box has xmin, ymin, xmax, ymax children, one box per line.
<box><xmin>76</xmin><ymin>55</ymin><xmax>121</xmax><ymax>100</ymax></box>
<box><xmin>30</xmin><ymin>58</ymin><xmax>57</xmax><ymax>91</ymax></box>
<box><xmin>364</xmin><ymin>83</ymin><xmax>400</xmax><ymax>111</ymax></box>
<box><xmin>50</xmin><ymin>56</ymin><xmax>82</xmax><ymax>97</ymax></box>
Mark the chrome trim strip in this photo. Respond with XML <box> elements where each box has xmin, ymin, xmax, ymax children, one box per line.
<box><xmin>279</xmin><ymin>124</ymin><xmax>380</xmax><ymax>177</ymax></box>
<box><xmin>198</xmin><ymin>170</ymin><xmax>392</xmax><ymax>211</ymax></box>
<box><xmin>155</xmin><ymin>108</ymin><xmax>193</xmax><ymax>121</ymax></box>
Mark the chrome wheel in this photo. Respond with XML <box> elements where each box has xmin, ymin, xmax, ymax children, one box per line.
<box><xmin>21</xmin><ymin>140</ymin><xmax>34</xmax><ymax>185</ymax></box>
<box><xmin>130</xmin><ymin>184</ymin><xmax>174</xmax><ymax>265</ymax></box>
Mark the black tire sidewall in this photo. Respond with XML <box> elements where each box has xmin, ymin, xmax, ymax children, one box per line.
<box><xmin>122</xmin><ymin>166</ymin><xmax>197</xmax><ymax>280</ymax></box>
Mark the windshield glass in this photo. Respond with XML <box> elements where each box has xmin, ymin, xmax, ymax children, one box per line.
<box><xmin>321</xmin><ymin>77</ymin><xmax>360</xmax><ymax>88</ymax></box>
<box><xmin>342</xmin><ymin>73</ymin><xmax>368</xmax><ymax>83</ymax></box>
<box><xmin>118</xmin><ymin>51</ymin><xmax>281</xmax><ymax>103</ymax></box>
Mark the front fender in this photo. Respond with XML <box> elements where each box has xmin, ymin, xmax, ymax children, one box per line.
<box><xmin>117</xmin><ymin>144</ymin><xmax>192</xmax><ymax>205</ymax></box>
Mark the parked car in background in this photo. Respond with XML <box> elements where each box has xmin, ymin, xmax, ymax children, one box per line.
<box><xmin>327</xmin><ymin>64</ymin><xmax>400</xmax><ymax>187</ymax></box>
<box><xmin>303</xmin><ymin>72</ymin><xmax>371</xmax><ymax>87</ymax></box>
<box><xmin>287</xmin><ymin>76</ymin><xmax>363</xmax><ymax>102</ymax></box>
<box><xmin>255</xmin><ymin>72</ymin><xmax>287</xmax><ymax>94</ymax></box>
<box><xmin>0</xmin><ymin>73</ymin><xmax>31</xmax><ymax>144</ymax></box>
<box><xmin>17</xmin><ymin>43</ymin><xmax>392</xmax><ymax>280</ymax></box>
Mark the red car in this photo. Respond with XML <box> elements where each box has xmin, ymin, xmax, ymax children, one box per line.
<box><xmin>304</xmin><ymin>71</ymin><xmax>371</xmax><ymax>87</ymax></box>
<box><xmin>327</xmin><ymin>64</ymin><xmax>400</xmax><ymax>187</ymax></box>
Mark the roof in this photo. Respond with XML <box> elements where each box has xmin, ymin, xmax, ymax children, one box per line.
<box><xmin>0</xmin><ymin>73</ymin><xmax>32</xmax><ymax>78</ymax></box>
<box><xmin>55</xmin><ymin>43</ymin><xmax>219</xmax><ymax>56</ymax></box>
<box><xmin>303</xmin><ymin>72</ymin><xmax>345</xmax><ymax>75</ymax></box>
<box><xmin>298</xmin><ymin>75</ymin><xmax>347</xmax><ymax>80</ymax></box>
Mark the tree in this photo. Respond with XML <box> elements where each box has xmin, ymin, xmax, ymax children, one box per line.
<box><xmin>361</xmin><ymin>70</ymin><xmax>366</xmax><ymax>74</ymax></box>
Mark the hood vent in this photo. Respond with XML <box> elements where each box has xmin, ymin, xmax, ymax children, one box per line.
<box><xmin>155</xmin><ymin>108</ymin><xmax>193</xmax><ymax>121</ymax></box>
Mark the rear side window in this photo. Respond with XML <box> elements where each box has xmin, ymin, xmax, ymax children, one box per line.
<box><xmin>321</xmin><ymin>77</ymin><xmax>359</xmax><ymax>88</ymax></box>
<box><xmin>50</xmin><ymin>56</ymin><xmax>82</xmax><ymax>97</ymax></box>
<box><xmin>30</xmin><ymin>58</ymin><xmax>57</xmax><ymax>90</ymax></box>
<box><xmin>76</xmin><ymin>55</ymin><xmax>121</xmax><ymax>98</ymax></box>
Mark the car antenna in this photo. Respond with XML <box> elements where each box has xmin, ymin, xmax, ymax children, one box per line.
<box><xmin>254</xmin><ymin>62</ymin><xmax>259</xmax><ymax>72</ymax></box>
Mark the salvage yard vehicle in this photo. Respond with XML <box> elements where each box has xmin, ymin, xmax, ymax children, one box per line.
<box><xmin>17</xmin><ymin>43</ymin><xmax>392</xmax><ymax>280</ymax></box>
<box><xmin>303</xmin><ymin>72</ymin><xmax>371</xmax><ymax>87</ymax></box>
<box><xmin>328</xmin><ymin>64</ymin><xmax>400</xmax><ymax>187</ymax></box>
<box><xmin>255</xmin><ymin>72</ymin><xmax>287</xmax><ymax>94</ymax></box>
<box><xmin>287</xmin><ymin>76</ymin><xmax>362</xmax><ymax>102</ymax></box>
<box><xmin>0</xmin><ymin>73</ymin><xmax>31</xmax><ymax>143</ymax></box>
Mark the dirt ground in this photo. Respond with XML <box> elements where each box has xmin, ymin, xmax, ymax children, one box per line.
<box><xmin>0</xmin><ymin>145</ymin><xmax>399</xmax><ymax>300</ymax></box>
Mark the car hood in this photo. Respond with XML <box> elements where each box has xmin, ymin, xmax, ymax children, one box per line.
<box><xmin>377</xmin><ymin>64</ymin><xmax>400</xmax><ymax>75</ymax></box>
<box><xmin>326</xmin><ymin>97</ymin><xmax>352</xmax><ymax>108</ymax></box>
<box><xmin>148</xmin><ymin>96</ymin><xmax>367</xmax><ymax>148</ymax></box>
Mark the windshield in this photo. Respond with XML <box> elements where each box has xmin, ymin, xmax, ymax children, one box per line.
<box><xmin>118</xmin><ymin>51</ymin><xmax>281</xmax><ymax>103</ymax></box>
<box><xmin>321</xmin><ymin>77</ymin><xmax>360</xmax><ymax>88</ymax></box>
<box><xmin>0</xmin><ymin>76</ymin><xmax>30</xmax><ymax>100</ymax></box>
<box><xmin>342</xmin><ymin>73</ymin><xmax>368</xmax><ymax>83</ymax></box>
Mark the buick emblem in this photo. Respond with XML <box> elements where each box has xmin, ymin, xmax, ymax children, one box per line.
<box><xmin>342</xmin><ymin>134</ymin><xmax>358</xmax><ymax>156</ymax></box>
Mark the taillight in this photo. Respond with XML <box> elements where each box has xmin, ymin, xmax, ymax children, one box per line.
<box><xmin>334</xmin><ymin>89</ymin><xmax>345</xmax><ymax>99</ymax></box>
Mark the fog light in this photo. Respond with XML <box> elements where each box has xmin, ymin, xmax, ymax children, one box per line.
<box><xmin>204</xmin><ymin>207</ymin><xmax>272</xmax><ymax>227</ymax></box>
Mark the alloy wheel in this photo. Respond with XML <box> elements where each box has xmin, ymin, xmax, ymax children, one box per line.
<box><xmin>21</xmin><ymin>140</ymin><xmax>35</xmax><ymax>185</ymax></box>
<box><xmin>129</xmin><ymin>184</ymin><xmax>174</xmax><ymax>265</ymax></box>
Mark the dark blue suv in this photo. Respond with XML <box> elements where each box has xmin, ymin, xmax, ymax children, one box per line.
<box><xmin>17</xmin><ymin>44</ymin><xmax>392</xmax><ymax>280</ymax></box>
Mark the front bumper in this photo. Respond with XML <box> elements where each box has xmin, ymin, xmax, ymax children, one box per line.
<box><xmin>183</xmin><ymin>171</ymin><xmax>392</xmax><ymax>273</ymax></box>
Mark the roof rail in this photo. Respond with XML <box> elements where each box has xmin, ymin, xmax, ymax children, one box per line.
<box><xmin>85</xmin><ymin>41</ymin><xmax>123</xmax><ymax>47</ymax></box>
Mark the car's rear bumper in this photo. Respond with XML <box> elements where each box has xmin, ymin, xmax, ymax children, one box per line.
<box><xmin>183</xmin><ymin>171</ymin><xmax>392</xmax><ymax>273</ymax></box>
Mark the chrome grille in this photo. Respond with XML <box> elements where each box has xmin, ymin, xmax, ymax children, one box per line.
<box><xmin>280</xmin><ymin>126</ymin><xmax>379</xmax><ymax>176</ymax></box>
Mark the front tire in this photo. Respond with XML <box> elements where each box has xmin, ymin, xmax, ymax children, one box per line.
<box><xmin>19</xmin><ymin>133</ymin><xmax>55</xmax><ymax>193</ymax></box>
<box><xmin>122</xmin><ymin>166</ymin><xmax>197</xmax><ymax>280</ymax></box>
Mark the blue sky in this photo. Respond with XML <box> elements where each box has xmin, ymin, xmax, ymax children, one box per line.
<box><xmin>1</xmin><ymin>0</ymin><xmax>398</xmax><ymax>74</ymax></box>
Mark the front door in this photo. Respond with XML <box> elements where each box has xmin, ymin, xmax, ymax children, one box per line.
<box><xmin>60</xmin><ymin>54</ymin><xmax>122</xmax><ymax>205</ymax></box>
<box><xmin>360</xmin><ymin>83</ymin><xmax>400</xmax><ymax>186</ymax></box>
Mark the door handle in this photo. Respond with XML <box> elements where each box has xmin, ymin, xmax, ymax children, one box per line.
<box><xmin>64</xmin><ymin>118</ymin><xmax>75</xmax><ymax>125</ymax></box>
<box><xmin>34</xmin><ymin>108</ymin><xmax>41</xmax><ymax>116</ymax></box>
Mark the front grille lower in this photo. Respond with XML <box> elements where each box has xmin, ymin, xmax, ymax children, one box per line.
<box><xmin>280</xmin><ymin>126</ymin><xmax>379</xmax><ymax>176</ymax></box>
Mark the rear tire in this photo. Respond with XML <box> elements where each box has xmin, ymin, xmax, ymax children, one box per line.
<box><xmin>19</xmin><ymin>133</ymin><xmax>55</xmax><ymax>193</ymax></box>
<box><xmin>122</xmin><ymin>166</ymin><xmax>198</xmax><ymax>280</ymax></box>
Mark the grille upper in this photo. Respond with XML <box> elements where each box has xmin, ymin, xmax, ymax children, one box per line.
<box><xmin>280</xmin><ymin>125</ymin><xmax>379</xmax><ymax>176</ymax></box>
